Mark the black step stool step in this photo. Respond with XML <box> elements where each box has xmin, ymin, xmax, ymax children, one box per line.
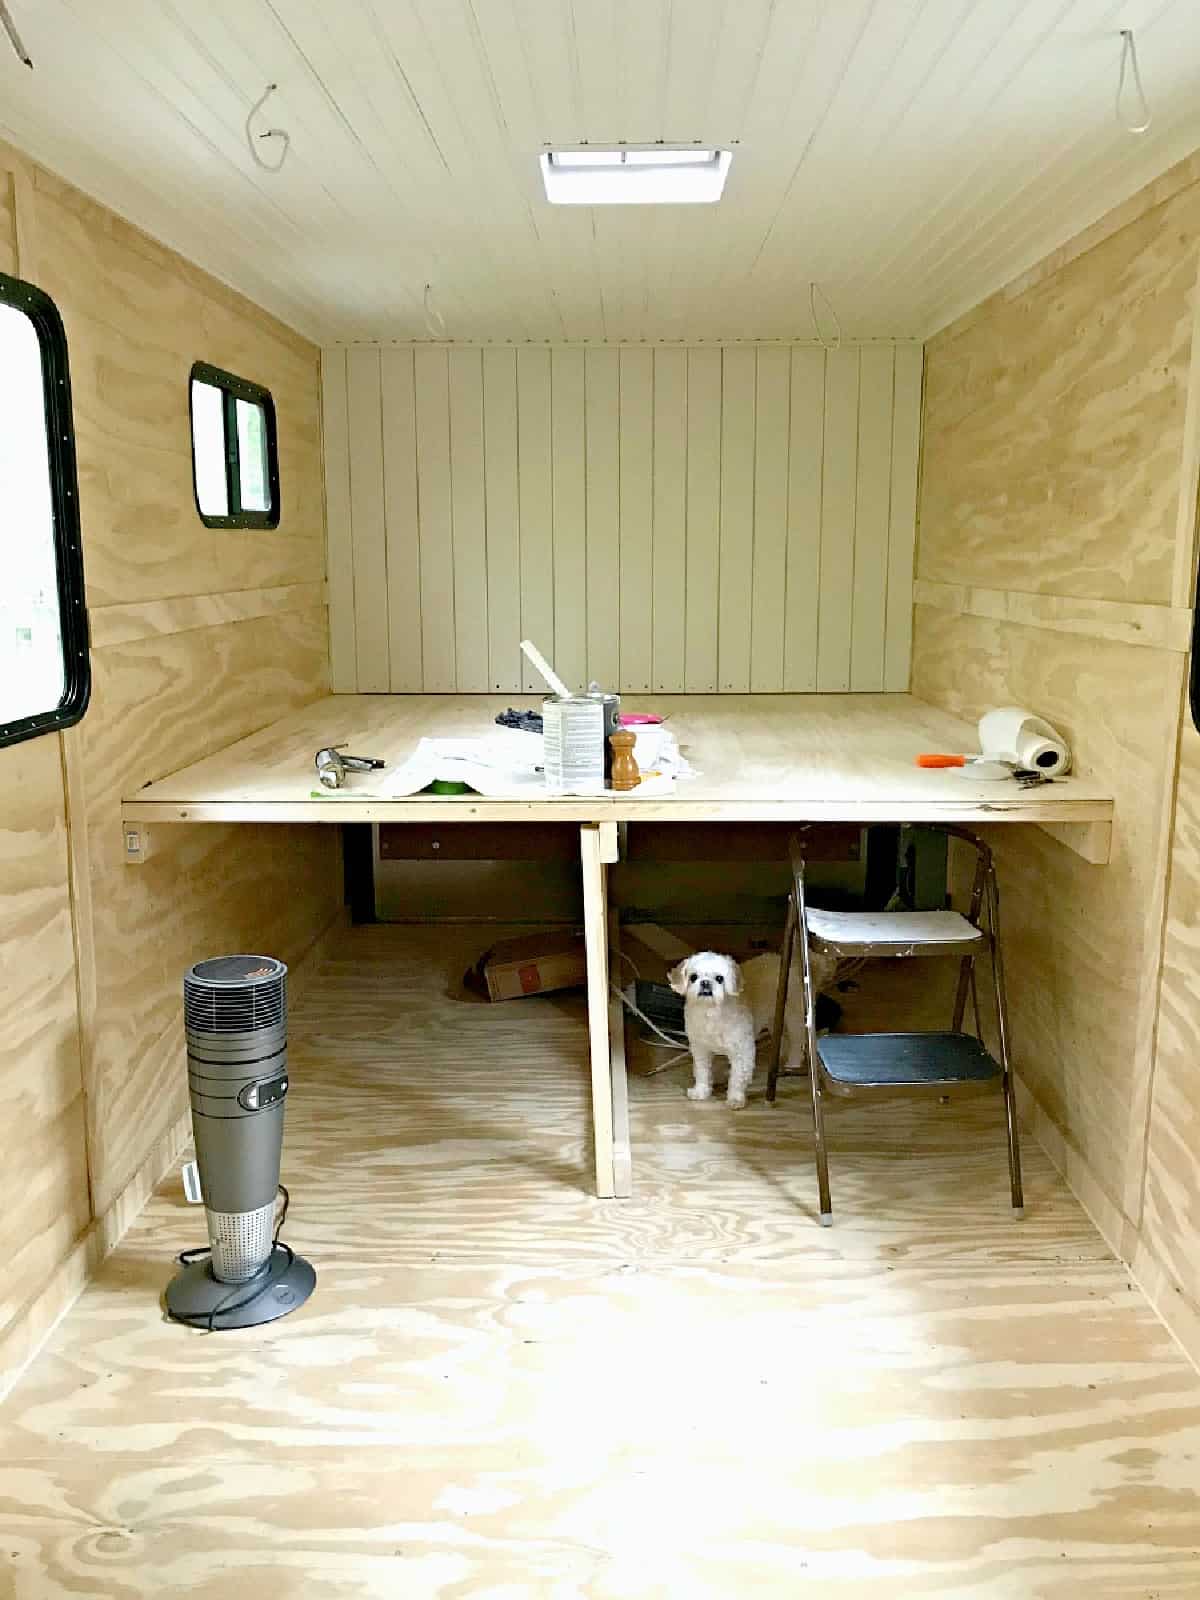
<box><xmin>817</xmin><ymin>1031</ymin><xmax>1001</xmax><ymax>1089</ymax></box>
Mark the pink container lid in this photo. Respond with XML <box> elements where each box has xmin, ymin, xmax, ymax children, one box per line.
<box><xmin>620</xmin><ymin>712</ymin><xmax>663</xmax><ymax>725</ymax></box>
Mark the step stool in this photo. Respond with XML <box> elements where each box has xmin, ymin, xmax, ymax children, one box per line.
<box><xmin>766</xmin><ymin>827</ymin><xmax>1024</xmax><ymax>1226</ymax></box>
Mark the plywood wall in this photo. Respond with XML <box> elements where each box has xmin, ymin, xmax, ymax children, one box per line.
<box><xmin>0</xmin><ymin>138</ymin><xmax>339</xmax><ymax>1395</ymax></box>
<box><xmin>323</xmin><ymin>342</ymin><xmax>923</xmax><ymax>697</ymax></box>
<box><xmin>913</xmin><ymin>161</ymin><xmax>1200</xmax><ymax>1369</ymax></box>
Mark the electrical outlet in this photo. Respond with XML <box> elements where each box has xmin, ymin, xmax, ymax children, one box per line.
<box><xmin>123</xmin><ymin>822</ymin><xmax>151</xmax><ymax>865</ymax></box>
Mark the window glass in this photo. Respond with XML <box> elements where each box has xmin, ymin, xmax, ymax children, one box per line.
<box><xmin>236</xmin><ymin>397</ymin><xmax>270</xmax><ymax>513</ymax></box>
<box><xmin>0</xmin><ymin>273</ymin><xmax>88</xmax><ymax>748</ymax></box>
<box><xmin>190</xmin><ymin>378</ymin><xmax>229</xmax><ymax>518</ymax></box>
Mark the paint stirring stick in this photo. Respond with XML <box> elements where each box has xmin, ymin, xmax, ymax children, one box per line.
<box><xmin>520</xmin><ymin>639</ymin><xmax>574</xmax><ymax>701</ymax></box>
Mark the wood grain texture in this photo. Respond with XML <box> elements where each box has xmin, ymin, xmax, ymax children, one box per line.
<box><xmin>919</xmin><ymin>182</ymin><xmax>1200</xmax><ymax>605</ymax></box>
<box><xmin>89</xmin><ymin>582</ymin><xmax>328</xmax><ymax>650</ymax></box>
<box><xmin>123</xmin><ymin>691</ymin><xmax>1114</xmax><ymax>828</ymax></box>
<box><xmin>0</xmin><ymin>148</ymin><xmax>341</xmax><ymax>1401</ymax></box>
<box><xmin>1141</xmin><ymin>721</ymin><xmax>1200</xmax><ymax>1361</ymax></box>
<box><xmin>330</xmin><ymin>343</ymin><xmax>921</xmax><ymax>695</ymax></box>
<box><xmin>0</xmin><ymin>739</ymin><xmax>89</xmax><ymax>1393</ymax></box>
<box><xmin>913</xmin><ymin>579</ymin><xmax>1193</xmax><ymax>652</ymax></box>
<box><xmin>912</xmin><ymin>609</ymin><xmax>1180</xmax><ymax>1233</ymax></box>
<box><xmin>0</xmin><ymin>165</ymin><xmax>16</xmax><ymax>276</ymax></box>
<box><xmin>32</xmin><ymin>164</ymin><xmax>325</xmax><ymax>610</ymax></box>
<box><xmin>82</xmin><ymin>613</ymin><xmax>338</xmax><ymax>1215</ymax></box>
<box><xmin>3</xmin><ymin>924</ymin><xmax>1200</xmax><ymax>1598</ymax></box>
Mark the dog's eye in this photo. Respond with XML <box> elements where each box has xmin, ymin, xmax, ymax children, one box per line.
<box><xmin>689</xmin><ymin>973</ymin><xmax>698</xmax><ymax>984</ymax></box>
<box><xmin>714</xmin><ymin>975</ymin><xmax>724</xmax><ymax>985</ymax></box>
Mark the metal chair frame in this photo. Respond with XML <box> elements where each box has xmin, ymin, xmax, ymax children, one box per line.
<box><xmin>766</xmin><ymin>827</ymin><xmax>1024</xmax><ymax>1226</ymax></box>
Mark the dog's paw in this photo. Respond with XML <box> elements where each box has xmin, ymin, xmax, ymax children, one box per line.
<box><xmin>686</xmin><ymin>1084</ymin><xmax>713</xmax><ymax>1101</ymax></box>
<box><xmin>726</xmin><ymin>1091</ymin><xmax>747</xmax><ymax>1110</ymax></box>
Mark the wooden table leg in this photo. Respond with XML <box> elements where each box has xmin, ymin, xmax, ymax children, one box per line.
<box><xmin>580</xmin><ymin>822</ymin><xmax>619</xmax><ymax>1199</ymax></box>
<box><xmin>608</xmin><ymin>900</ymin><xmax>633</xmax><ymax>1198</ymax></box>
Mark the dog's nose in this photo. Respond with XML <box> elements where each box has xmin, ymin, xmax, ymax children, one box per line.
<box><xmin>697</xmin><ymin>981</ymin><xmax>713</xmax><ymax>996</ymax></box>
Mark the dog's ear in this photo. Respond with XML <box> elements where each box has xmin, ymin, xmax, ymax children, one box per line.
<box><xmin>667</xmin><ymin>960</ymin><xmax>690</xmax><ymax>996</ymax></box>
<box><xmin>725</xmin><ymin>959</ymin><xmax>743</xmax><ymax>997</ymax></box>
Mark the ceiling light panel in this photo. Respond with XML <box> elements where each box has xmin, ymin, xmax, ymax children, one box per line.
<box><xmin>540</xmin><ymin>148</ymin><xmax>732</xmax><ymax>205</ymax></box>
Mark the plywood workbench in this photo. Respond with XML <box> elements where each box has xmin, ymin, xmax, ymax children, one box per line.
<box><xmin>121</xmin><ymin>694</ymin><xmax>1116</xmax><ymax>1203</ymax></box>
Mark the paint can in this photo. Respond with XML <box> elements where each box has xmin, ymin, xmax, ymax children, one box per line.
<box><xmin>542</xmin><ymin>697</ymin><xmax>605</xmax><ymax>794</ymax></box>
<box><xmin>586</xmin><ymin>682</ymin><xmax>622</xmax><ymax>779</ymax></box>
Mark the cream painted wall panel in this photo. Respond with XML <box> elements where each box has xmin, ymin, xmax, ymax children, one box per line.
<box><xmin>750</xmin><ymin>348</ymin><xmax>790</xmax><ymax>692</ymax></box>
<box><xmin>448</xmin><ymin>349</ymin><xmax>489</xmax><ymax>693</ymax></box>
<box><xmin>551</xmin><ymin>348</ymin><xmax>587</xmax><ymax>691</ymax></box>
<box><xmin>321</xmin><ymin>349</ymin><xmax>357</xmax><ymax>693</ymax></box>
<box><xmin>413</xmin><ymin>347</ymin><xmax>456</xmax><ymax>692</ymax></box>
<box><xmin>330</xmin><ymin>343</ymin><xmax>920</xmax><ymax>695</ymax></box>
<box><xmin>380</xmin><ymin>348</ymin><xmax>423</xmax><ymax>691</ymax></box>
<box><xmin>685</xmin><ymin>348</ymin><xmax>722</xmax><ymax>693</ymax></box>
<box><xmin>516</xmin><ymin>348</ymin><xmax>554</xmax><ymax>692</ymax></box>
<box><xmin>346</xmin><ymin>348</ymin><xmax>390</xmax><ymax>692</ymax></box>
<box><xmin>585</xmin><ymin>348</ymin><xmax>620</xmax><ymax>690</ymax></box>
<box><xmin>618</xmin><ymin>349</ymin><xmax>653</xmax><ymax>694</ymax></box>
<box><xmin>818</xmin><ymin>349</ymin><xmax>861</xmax><ymax>691</ymax></box>
<box><xmin>885</xmin><ymin>344</ymin><xmax>923</xmax><ymax>692</ymax></box>
<box><xmin>851</xmin><ymin>346</ymin><xmax>895</xmax><ymax>692</ymax></box>
<box><xmin>482</xmin><ymin>348</ymin><xmax>521</xmax><ymax>693</ymax></box>
<box><xmin>652</xmin><ymin>348</ymin><xmax>687</xmax><ymax>693</ymax></box>
<box><xmin>718</xmin><ymin>347</ymin><xmax>756</xmax><ymax>693</ymax></box>
<box><xmin>784</xmin><ymin>348</ymin><xmax>825</xmax><ymax>692</ymax></box>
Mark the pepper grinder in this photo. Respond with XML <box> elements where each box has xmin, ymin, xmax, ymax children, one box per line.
<box><xmin>608</xmin><ymin>729</ymin><xmax>640</xmax><ymax>791</ymax></box>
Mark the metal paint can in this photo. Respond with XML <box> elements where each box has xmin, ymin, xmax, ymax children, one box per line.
<box><xmin>542</xmin><ymin>697</ymin><xmax>605</xmax><ymax>794</ymax></box>
<box><xmin>586</xmin><ymin>684</ymin><xmax>621</xmax><ymax>779</ymax></box>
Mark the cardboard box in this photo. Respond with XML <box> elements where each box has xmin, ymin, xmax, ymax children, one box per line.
<box><xmin>472</xmin><ymin>930</ymin><xmax>588</xmax><ymax>1001</ymax></box>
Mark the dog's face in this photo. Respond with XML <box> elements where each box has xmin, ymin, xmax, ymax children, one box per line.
<box><xmin>668</xmin><ymin>951</ymin><xmax>743</xmax><ymax>1004</ymax></box>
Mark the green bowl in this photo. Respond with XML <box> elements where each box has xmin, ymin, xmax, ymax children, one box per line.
<box><xmin>423</xmin><ymin>779</ymin><xmax>471</xmax><ymax>795</ymax></box>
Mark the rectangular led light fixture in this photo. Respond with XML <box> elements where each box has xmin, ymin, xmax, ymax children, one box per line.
<box><xmin>540</xmin><ymin>148</ymin><xmax>732</xmax><ymax>205</ymax></box>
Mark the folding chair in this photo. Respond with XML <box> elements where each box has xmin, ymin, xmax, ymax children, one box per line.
<box><xmin>766</xmin><ymin>827</ymin><xmax>1024</xmax><ymax>1226</ymax></box>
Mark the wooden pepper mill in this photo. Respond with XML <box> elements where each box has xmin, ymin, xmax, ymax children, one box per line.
<box><xmin>608</xmin><ymin>728</ymin><xmax>640</xmax><ymax>791</ymax></box>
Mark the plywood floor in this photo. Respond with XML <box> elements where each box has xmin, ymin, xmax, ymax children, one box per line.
<box><xmin>3</xmin><ymin>925</ymin><xmax>1200</xmax><ymax>1599</ymax></box>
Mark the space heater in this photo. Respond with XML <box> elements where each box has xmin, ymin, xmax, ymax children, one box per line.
<box><xmin>165</xmin><ymin>955</ymin><xmax>315</xmax><ymax>1330</ymax></box>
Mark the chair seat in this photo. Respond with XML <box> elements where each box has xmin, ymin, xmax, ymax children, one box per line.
<box><xmin>817</xmin><ymin>1031</ymin><xmax>1001</xmax><ymax>1089</ymax></box>
<box><xmin>806</xmin><ymin>907</ymin><xmax>985</xmax><ymax>957</ymax></box>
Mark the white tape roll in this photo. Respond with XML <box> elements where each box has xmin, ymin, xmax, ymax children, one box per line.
<box><xmin>978</xmin><ymin>706</ymin><xmax>1071</xmax><ymax>777</ymax></box>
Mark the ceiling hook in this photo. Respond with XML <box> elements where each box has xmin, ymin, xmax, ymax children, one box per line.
<box><xmin>246</xmin><ymin>83</ymin><xmax>291</xmax><ymax>173</ymax></box>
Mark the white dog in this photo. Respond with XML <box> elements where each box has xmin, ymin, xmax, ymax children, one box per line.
<box><xmin>669</xmin><ymin>948</ymin><xmax>838</xmax><ymax>1109</ymax></box>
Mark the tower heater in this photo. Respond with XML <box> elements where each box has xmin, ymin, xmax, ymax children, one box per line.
<box><xmin>165</xmin><ymin>955</ymin><xmax>315</xmax><ymax>1330</ymax></box>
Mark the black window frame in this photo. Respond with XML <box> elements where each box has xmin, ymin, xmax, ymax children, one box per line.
<box><xmin>0</xmin><ymin>269</ymin><xmax>90</xmax><ymax>752</ymax></box>
<box><xmin>189</xmin><ymin>360</ymin><xmax>280</xmax><ymax>530</ymax></box>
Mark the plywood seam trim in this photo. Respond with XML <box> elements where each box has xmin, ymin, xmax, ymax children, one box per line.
<box><xmin>89</xmin><ymin>583</ymin><xmax>329</xmax><ymax>649</ymax></box>
<box><xmin>914</xmin><ymin>579</ymin><xmax>1193</xmax><ymax>651</ymax></box>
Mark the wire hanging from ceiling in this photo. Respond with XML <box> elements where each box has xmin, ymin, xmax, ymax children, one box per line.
<box><xmin>423</xmin><ymin>283</ymin><xmax>447</xmax><ymax>338</ymax></box>
<box><xmin>1116</xmin><ymin>29</ymin><xmax>1152</xmax><ymax>135</ymax></box>
<box><xmin>0</xmin><ymin>0</ymin><xmax>32</xmax><ymax>68</ymax></box>
<box><xmin>245</xmin><ymin>83</ymin><xmax>291</xmax><ymax>172</ymax></box>
<box><xmin>808</xmin><ymin>281</ymin><xmax>842</xmax><ymax>351</ymax></box>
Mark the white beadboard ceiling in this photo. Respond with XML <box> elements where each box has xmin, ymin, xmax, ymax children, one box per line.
<box><xmin>1</xmin><ymin>1</ymin><xmax>1199</xmax><ymax>343</ymax></box>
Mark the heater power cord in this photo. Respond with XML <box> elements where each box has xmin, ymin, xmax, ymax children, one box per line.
<box><xmin>167</xmin><ymin>1184</ymin><xmax>294</xmax><ymax>1333</ymax></box>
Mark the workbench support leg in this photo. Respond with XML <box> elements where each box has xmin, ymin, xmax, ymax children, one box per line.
<box><xmin>581</xmin><ymin>823</ymin><xmax>618</xmax><ymax>1199</ymax></box>
<box><xmin>608</xmin><ymin>901</ymin><xmax>632</xmax><ymax>1197</ymax></box>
